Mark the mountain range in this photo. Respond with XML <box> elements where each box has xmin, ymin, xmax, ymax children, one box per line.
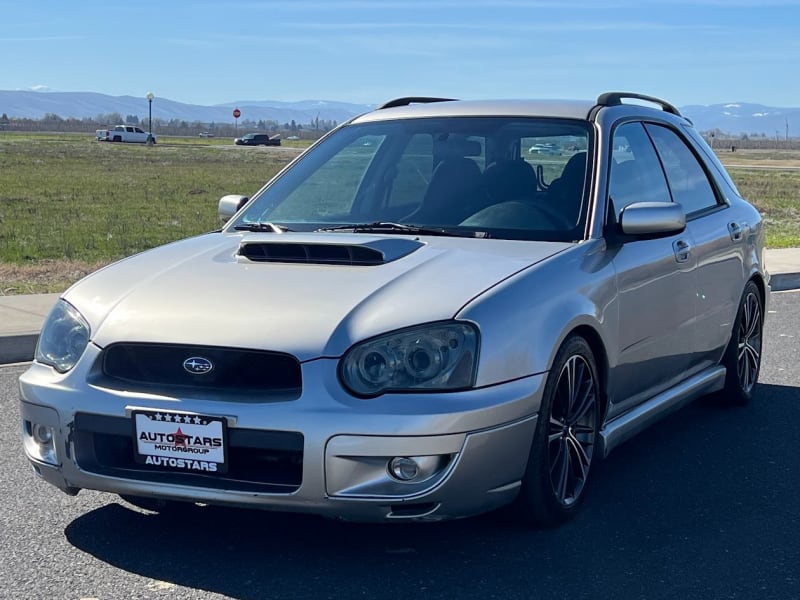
<box><xmin>1</xmin><ymin>90</ymin><xmax>798</xmax><ymax>136</ymax></box>
<box><xmin>0</xmin><ymin>90</ymin><xmax>373</xmax><ymax>127</ymax></box>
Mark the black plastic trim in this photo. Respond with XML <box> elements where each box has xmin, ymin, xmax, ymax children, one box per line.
<box><xmin>377</xmin><ymin>97</ymin><xmax>457</xmax><ymax>110</ymax></box>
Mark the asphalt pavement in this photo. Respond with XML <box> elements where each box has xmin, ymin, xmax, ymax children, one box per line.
<box><xmin>1</xmin><ymin>247</ymin><xmax>799</xmax><ymax>365</ymax></box>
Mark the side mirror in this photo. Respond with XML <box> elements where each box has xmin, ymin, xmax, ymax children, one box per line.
<box><xmin>619</xmin><ymin>202</ymin><xmax>686</xmax><ymax>237</ymax></box>
<box><xmin>218</xmin><ymin>194</ymin><xmax>249</xmax><ymax>223</ymax></box>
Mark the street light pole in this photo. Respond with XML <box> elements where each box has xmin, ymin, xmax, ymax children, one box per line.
<box><xmin>146</xmin><ymin>92</ymin><xmax>155</xmax><ymax>145</ymax></box>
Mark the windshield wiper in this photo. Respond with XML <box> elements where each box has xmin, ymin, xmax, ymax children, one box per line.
<box><xmin>233</xmin><ymin>222</ymin><xmax>292</xmax><ymax>233</ymax></box>
<box><xmin>315</xmin><ymin>222</ymin><xmax>469</xmax><ymax>237</ymax></box>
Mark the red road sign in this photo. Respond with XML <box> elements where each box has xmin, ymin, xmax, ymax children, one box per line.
<box><xmin>232</xmin><ymin>108</ymin><xmax>241</xmax><ymax>119</ymax></box>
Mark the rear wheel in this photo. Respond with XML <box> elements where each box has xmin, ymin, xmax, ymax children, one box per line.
<box><xmin>720</xmin><ymin>280</ymin><xmax>763</xmax><ymax>405</ymax></box>
<box><xmin>515</xmin><ymin>335</ymin><xmax>600</xmax><ymax>527</ymax></box>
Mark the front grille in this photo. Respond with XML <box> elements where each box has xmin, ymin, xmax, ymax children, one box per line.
<box><xmin>100</xmin><ymin>343</ymin><xmax>302</xmax><ymax>395</ymax></box>
<box><xmin>73</xmin><ymin>413</ymin><xmax>303</xmax><ymax>493</ymax></box>
<box><xmin>239</xmin><ymin>242</ymin><xmax>385</xmax><ymax>265</ymax></box>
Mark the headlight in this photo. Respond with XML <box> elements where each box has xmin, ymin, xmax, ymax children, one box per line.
<box><xmin>35</xmin><ymin>300</ymin><xmax>91</xmax><ymax>373</ymax></box>
<box><xmin>340</xmin><ymin>322</ymin><xmax>478</xmax><ymax>396</ymax></box>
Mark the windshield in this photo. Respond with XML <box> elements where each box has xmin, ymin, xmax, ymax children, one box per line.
<box><xmin>230</xmin><ymin>116</ymin><xmax>592</xmax><ymax>241</ymax></box>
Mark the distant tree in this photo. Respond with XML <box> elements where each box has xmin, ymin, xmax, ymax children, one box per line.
<box><xmin>95</xmin><ymin>112</ymin><xmax>124</xmax><ymax>125</ymax></box>
<box><xmin>0</xmin><ymin>113</ymin><xmax>9</xmax><ymax>129</ymax></box>
<box><xmin>125</xmin><ymin>114</ymin><xmax>139</xmax><ymax>124</ymax></box>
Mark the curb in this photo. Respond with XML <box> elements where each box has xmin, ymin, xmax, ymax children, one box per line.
<box><xmin>0</xmin><ymin>333</ymin><xmax>38</xmax><ymax>365</ymax></box>
<box><xmin>771</xmin><ymin>273</ymin><xmax>800</xmax><ymax>292</ymax></box>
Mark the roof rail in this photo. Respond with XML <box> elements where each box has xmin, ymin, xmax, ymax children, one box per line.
<box><xmin>377</xmin><ymin>97</ymin><xmax>457</xmax><ymax>110</ymax></box>
<box><xmin>596</xmin><ymin>92</ymin><xmax>681</xmax><ymax>117</ymax></box>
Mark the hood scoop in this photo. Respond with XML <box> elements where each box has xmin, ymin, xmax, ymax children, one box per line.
<box><xmin>238</xmin><ymin>237</ymin><xmax>424</xmax><ymax>266</ymax></box>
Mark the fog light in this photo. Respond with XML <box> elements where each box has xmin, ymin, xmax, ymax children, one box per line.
<box><xmin>23</xmin><ymin>420</ymin><xmax>58</xmax><ymax>465</ymax></box>
<box><xmin>32</xmin><ymin>423</ymin><xmax>54</xmax><ymax>445</ymax></box>
<box><xmin>389</xmin><ymin>457</ymin><xmax>419</xmax><ymax>481</ymax></box>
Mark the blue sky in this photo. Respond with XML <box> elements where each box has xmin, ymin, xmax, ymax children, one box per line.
<box><xmin>3</xmin><ymin>0</ymin><xmax>800</xmax><ymax>107</ymax></box>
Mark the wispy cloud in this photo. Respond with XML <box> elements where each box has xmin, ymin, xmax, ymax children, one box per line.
<box><xmin>0</xmin><ymin>35</ymin><xmax>84</xmax><ymax>42</ymax></box>
<box><xmin>222</xmin><ymin>0</ymin><xmax>800</xmax><ymax>9</ymax></box>
<box><xmin>282</xmin><ymin>20</ymin><xmax>722</xmax><ymax>33</ymax></box>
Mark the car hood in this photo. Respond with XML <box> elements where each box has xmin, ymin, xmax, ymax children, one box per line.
<box><xmin>64</xmin><ymin>232</ymin><xmax>572</xmax><ymax>361</ymax></box>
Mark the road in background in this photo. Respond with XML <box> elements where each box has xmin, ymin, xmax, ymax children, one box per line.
<box><xmin>2</xmin><ymin>291</ymin><xmax>798</xmax><ymax>600</ymax></box>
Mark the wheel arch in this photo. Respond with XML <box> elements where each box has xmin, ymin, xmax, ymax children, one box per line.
<box><xmin>749</xmin><ymin>271</ymin><xmax>768</xmax><ymax>308</ymax></box>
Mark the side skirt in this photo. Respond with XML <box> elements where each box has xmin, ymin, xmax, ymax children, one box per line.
<box><xmin>599</xmin><ymin>366</ymin><xmax>726</xmax><ymax>458</ymax></box>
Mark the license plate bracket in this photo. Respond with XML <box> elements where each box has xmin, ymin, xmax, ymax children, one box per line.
<box><xmin>132</xmin><ymin>410</ymin><xmax>227</xmax><ymax>474</ymax></box>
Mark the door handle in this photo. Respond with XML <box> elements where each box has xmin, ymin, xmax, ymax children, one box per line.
<box><xmin>673</xmin><ymin>239</ymin><xmax>691</xmax><ymax>263</ymax></box>
<box><xmin>728</xmin><ymin>221</ymin><xmax>748</xmax><ymax>242</ymax></box>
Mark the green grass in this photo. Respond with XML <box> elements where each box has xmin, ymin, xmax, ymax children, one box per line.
<box><xmin>0</xmin><ymin>132</ymin><xmax>301</xmax><ymax>263</ymax></box>
<box><xmin>726</xmin><ymin>167</ymin><xmax>800</xmax><ymax>248</ymax></box>
<box><xmin>0</xmin><ymin>134</ymin><xmax>798</xmax><ymax>294</ymax></box>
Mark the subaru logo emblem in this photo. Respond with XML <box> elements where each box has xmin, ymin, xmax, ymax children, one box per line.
<box><xmin>183</xmin><ymin>357</ymin><xmax>214</xmax><ymax>375</ymax></box>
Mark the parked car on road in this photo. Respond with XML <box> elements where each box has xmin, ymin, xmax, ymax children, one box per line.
<box><xmin>96</xmin><ymin>125</ymin><xmax>155</xmax><ymax>143</ymax></box>
<box><xmin>528</xmin><ymin>142</ymin><xmax>561</xmax><ymax>155</ymax></box>
<box><xmin>21</xmin><ymin>93</ymin><xmax>768</xmax><ymax>526</ymax></box>
<box><xmin>234</xmin><ymin>133</ymin><xmax>281</xmax><ymax>146</ymax></box>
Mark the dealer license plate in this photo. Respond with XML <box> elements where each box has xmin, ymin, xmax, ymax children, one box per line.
<box><xmin>133</xmin><ymin>410</ymin><xmax>227</xmax><ymax>474</ymax></box>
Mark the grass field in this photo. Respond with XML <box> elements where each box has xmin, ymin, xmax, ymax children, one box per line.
<box><xmin>0</xmin><ymin>132</ymin><xmax>302</xmax><ymax>293</ymax></box>
<box><xmin>1</xmin><ymin>132</ymin><xmax>798</xmax><ymax>294</ymax></box>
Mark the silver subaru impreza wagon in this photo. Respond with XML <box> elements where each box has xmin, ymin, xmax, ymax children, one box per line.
<box><xmin>20</xmin><ymin>93</ymin><xmax>768</xmax><ymax>526</ymax></box>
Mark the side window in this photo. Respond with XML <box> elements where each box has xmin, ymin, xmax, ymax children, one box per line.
<box><xmin>645</xmin><ymin>124</ymin><xmax>719</xmax><ymax>215</ymax></box>
<box><xmin>609</xmin><ymin>122</ymin><xmax>671</xmax><ymax>218</ymax></box>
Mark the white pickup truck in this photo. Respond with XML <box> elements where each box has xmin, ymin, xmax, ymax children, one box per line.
<box><xmin>95</xmin><ymin>125</ymin><xmax>156</xmax><ymax>143</ymax></box>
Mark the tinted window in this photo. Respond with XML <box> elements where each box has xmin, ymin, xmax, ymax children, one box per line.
<box><xmin>233</xmin><ymin>117</ymin><xmax>591</xmax><ymax>242</ymax></box>
<box><xmin>269</xmin><ymin>132</ymin><xmax>384</xmax><ymax>221</ymax></box>
<box><xmin>645</xmin><ymin>124</ymin><xmax>719</xmax><ymax>214</ymax></box>
<box><xmin>609</xmin><ymin>122</ymin><xmax>671</xmax><ymax>218</ymax></box>
<box><xmin>386</xmin><ymin>133</ymin><xmax>434</xmax><ymax>210</ymax></box>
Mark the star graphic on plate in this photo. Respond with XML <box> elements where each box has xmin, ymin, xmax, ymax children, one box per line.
<box><xmin>173</xmin><ymin>427</ymin><xmax>187</xmax><ymax>446</ymax></box>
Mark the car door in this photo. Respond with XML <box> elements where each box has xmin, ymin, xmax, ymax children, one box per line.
<box><xmin>644</xmin><ymin>123</ymin><xmax>746</xmax><ymax>373</ymax></box>
<box><xmin>606</xmin><ymin>122</ymin><xmax>697</xmax><ymax>417</ymax></box>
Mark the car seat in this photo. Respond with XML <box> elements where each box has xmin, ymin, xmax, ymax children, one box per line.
<box><xmin>405</xmin><ymin>157</ymin><xmax>485</xmax><ymax>225</ymax></box>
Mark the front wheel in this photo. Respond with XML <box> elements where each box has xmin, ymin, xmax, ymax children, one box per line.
<box><xmin>719</xmin><ymin>280</ymin><xmax>763</xmax><ymax>405</ymax></box>
<box><xmin>515</xmin><ymin>335</ymin><xmax>600</xmax><ymax>527</ymax></box>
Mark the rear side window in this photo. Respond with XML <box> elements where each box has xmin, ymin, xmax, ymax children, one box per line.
<box><xmin>645</xmin><ymin>124</ymin><xmax>719</xmax><ymax>215</ymax></box>
<box><xmin>609</xmin><ymin>122</ymin><xmax>671</xmax><ymax>218</ymax></box>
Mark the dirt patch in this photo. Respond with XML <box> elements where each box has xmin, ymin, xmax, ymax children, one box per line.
<box><xmin>0</xmin><ymin>259</ymin><xmax>109</xmax><ymax>295</ymax></box>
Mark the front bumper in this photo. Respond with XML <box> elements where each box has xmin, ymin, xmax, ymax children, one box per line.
<box><xmin>19</xmin><ymin>349</ymin><xmax>544</xmax><ymax>522</ymax></box>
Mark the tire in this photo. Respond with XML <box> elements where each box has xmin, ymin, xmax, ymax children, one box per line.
<box><xmin>515</xmin><ymin>335</ymin><xmax>601</xmax><ymax>527</ymax></box>
<box><xmin>719</xmin><ymin>280</ymin><xmax>763</xmax><ymax>405</ymax></box>
<box><xmin>119</xmin><ymin>494</ymin><xmax>186</xmax><ymax>514</ymax></box>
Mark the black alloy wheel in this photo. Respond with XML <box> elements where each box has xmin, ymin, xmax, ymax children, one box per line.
<box><xmin>547</xmin><ymin>353</ymin><xmax>598</xmax><ymax>506</ymax></box>
<box><xmin>516</xmin><ymin>335</ymin><xmax>600</xmax><ymax>526</ymax></box>
<box><xmin>721</xmin><ymin>280</ymin><xmax>763</xmax><ymax>405</ymax></box>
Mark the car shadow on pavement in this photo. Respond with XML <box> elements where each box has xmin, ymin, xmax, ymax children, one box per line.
<box><xmin>63</xmin><ymin>383</ymin><xmax>800</xmax><ymax>600</ymax></box>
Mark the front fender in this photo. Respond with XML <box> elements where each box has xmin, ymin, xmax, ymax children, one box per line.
<box><xmin>458</xmin><ymin>241</ymin><xmax>618</xmax><ymax>387</ymax></box>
